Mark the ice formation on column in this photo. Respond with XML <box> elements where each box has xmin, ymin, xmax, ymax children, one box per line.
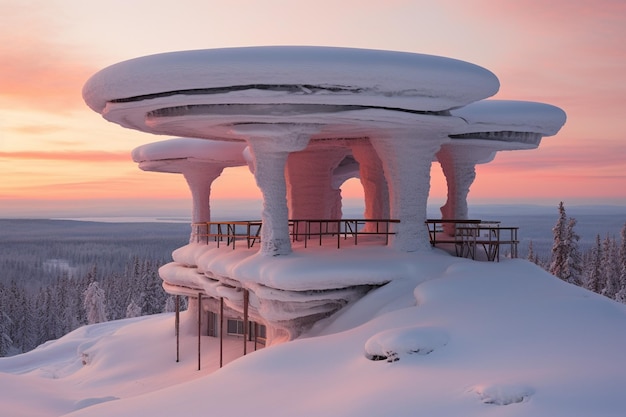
<box><xmin>238</xmin><ymin>125</ymin><xmax>314</xmax><ymax>256</ymax></box>
<box><xmin>287</xmin><ymin>145</ymin><xmax>351</xmax><ymax>220</ymax></box>
<box><xmin>436</xmin><ymin>145</ymin><xmax>495</xmax><ymax>233</ymax></box>
<box><xmin>350</xmin><ymin>139</ymin><xmax>389</xmax><ymax>229</ymax></box>
<box><xmin>370</xmin><ymin>132</ymin><xmax>441</xmax><ymax>252</ymax></box>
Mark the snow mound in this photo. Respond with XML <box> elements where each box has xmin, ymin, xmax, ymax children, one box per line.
<box><xmin>364</xmin><ymin>325</ymin><xmax>449</xmax><ymax>362</ymax></box>
<box><xmin>73</xmin><ymin>397</ymin><xmax>119</xmax><ymax>412</ymax></box>
<box><xmin>471</xmin><ymin>383</ymin><xmax>534</xmax><ymax>405</ymax></box>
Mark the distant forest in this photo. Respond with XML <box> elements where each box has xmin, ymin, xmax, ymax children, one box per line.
<box><xmin>1</xmin><ymin>208</ymin><xmax>625</xmax><ymax>357</ymax></box>
<box><xmin>0</xmin><ymin>220</ymin><xmax>189</xmax><ymax>356</ymax></box>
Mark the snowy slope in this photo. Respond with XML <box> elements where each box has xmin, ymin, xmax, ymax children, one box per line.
<box><xmin>2</xmin><ymin>253</ymin><xmax>626</xmax><ymax>417</ymax></box>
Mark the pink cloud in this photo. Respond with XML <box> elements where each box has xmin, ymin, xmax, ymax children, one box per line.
<box><xmin>0</xmin><ymin>150</ymin><xmax>130</xmax><ymax>162</ymax></box>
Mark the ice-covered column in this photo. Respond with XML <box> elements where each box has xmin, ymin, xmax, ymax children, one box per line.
<box><xmin>286</xmin><ymin>146</ymin><xmax>349</xmax><ymax>219</ymax></box>
<box><xmin>437</xmin><ymin>144</ymin><xmax>496</xmax><ymax>233</ymax></box>
<box><xmin>370</xmin><ymin>130</ymin><xmax>445</xmax><ymax>252</ymax></box>
<box><xmin>350</xmin><ymin>139</ymin><xmax>389</xmax><ymax>231</ymax></box>
<box><xmin>240</xmin><ymin>125</ymin><xmax>314</xmax><ymax>256</ymax></box>
<box><xmin>182</xmin><ymin>165</ymin><xmax>225</xmax><ymax>223</ymax></box>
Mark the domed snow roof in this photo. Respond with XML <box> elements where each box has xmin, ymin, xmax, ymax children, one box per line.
<box><xmin>83</xmin><ymin>46</ymin><xmax>500</xmax><ymax>115</ymax></box>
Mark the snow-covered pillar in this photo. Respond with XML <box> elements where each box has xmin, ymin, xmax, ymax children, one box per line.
<box><xmin>370</xmin><ymin>130</ymin><xmax>445</xmax><ymax>252</ymax></box>
<box><xmin>182</xmin><ymin>164</ymin><xmax>224</xmax><ymax>243</ymax></box>
<box><xmin>350</xmin><ymin>139</ymin><xmax>389</xmax><ymax>231</ymax></box>
<box><xmin>436</xmin><ymin>144</ymin><xmax>495</xmax><ymax>234</ymax></box>
<box><xmin>183</xmin><ymin>166</ymin><xmax>224</xmax><ymax>223</ymax></box>
<box><xmin>286</xmin><ymin>146</ymin><xmax>349</xmax><ymax>219</ymax></box>
<box><xmin>239</xmin><ymin>125</ymin><xmax>314</xmax><ymax>256</ymax></box>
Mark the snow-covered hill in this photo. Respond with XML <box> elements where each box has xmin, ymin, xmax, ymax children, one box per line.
<box><xmin>2</xmin><ymin>252</ymin><xmax>626</xmax><ymax>417</ymax></box>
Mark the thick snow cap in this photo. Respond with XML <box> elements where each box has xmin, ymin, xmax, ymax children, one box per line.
<box><xmin>450</xmin><ymin>100</ymin><xmax>567</xmax><ymax>136</ymax></box>
<box><xmin>446</xmin><ymin>100</ymin><xmax>567</xmax><ymax>150</ymax></box>
<box><xmin>132</xmin><ymin>138</ymin><xmax>247</xmax><ymax>165</ymax></box>
<box><xmin>131</xmin><ymin>138</ymin><xmax>248</xmax><ymax>174</ymax></box>
<box><xmin>83</xmin><ymin>46</ymin><xmax>500</xmax><ymax>115</ymax></box>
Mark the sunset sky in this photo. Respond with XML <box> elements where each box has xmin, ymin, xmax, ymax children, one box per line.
<box><xmin>1</xmin><ymin>0</ymin><xmax>625</xmax><ymax>218</ymax></box>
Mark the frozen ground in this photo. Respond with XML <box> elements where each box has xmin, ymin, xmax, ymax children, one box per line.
<box><xmin>2</xmin><ymin>249</ymin><xmax>626</xmax><ymax>417</ymax></box>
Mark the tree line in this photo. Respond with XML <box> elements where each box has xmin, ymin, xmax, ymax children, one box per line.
<box><xmin>529</xmin><ymin>201</ymin><xmax>626</xmax><ymax>302</ymax></box>
<box><xmin>0</xmin><ymin>256</ymin><xmax>186</xmax><ymax>356</ymax></box>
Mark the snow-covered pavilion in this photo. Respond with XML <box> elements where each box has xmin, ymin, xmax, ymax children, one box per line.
<box><xmin>83</xmin><ymin>46</ymin><xmax>566</xmax><ymax>345</ymax></box>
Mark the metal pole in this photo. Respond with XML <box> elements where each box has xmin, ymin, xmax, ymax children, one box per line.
<box><xmin>243</xmin><ymin>289</ymin><xmax>249</xmax><ymax>356</ymax></box>
<box><xmin>175</xmin><ymin>295</ymin><xmax>180</xmax><ymax>363</ymax></box>
<box><xmin>254</xmin><ymin>322</ymin><xmax>258</xmax><ymax>351</ymax></box>
<box><xmin>219</xmin><ymin>297</ymin><xmax>224</xmax><ymax>368</ymax></box>
<box><xmin>197</xmin><ymin>293</ymin><xmax>202</xmax><ymax>371</ymax></box>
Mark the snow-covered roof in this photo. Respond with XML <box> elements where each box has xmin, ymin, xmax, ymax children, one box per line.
<box><xmin>450</xmin><ymin>100</ymin><xmax>567</xmax><ymax>136</ymax></box>
<box><xmin>132</xmin><ymin>138</ymin><xmax>247</xmax><ymax>165</ymax></box>
<box><xmin>83</xmin><ymin>46</ymin><xmax>500</xmax><ymax>115</ymax></box>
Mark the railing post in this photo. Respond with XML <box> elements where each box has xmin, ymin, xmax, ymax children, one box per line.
<box><xmin>243</xmin><ymin>289</ymin><xmax>249</xmax><ymax>356</ymax></box>
<box><xmin>219</xmin><ymin>297</ymin><xmax>224</xmax><ymax>368</ymax></box>
<box><xmin>197</xmin><ymin>293</ymin><xmax>202</xmax><ymax>371</ymax></box>
<box><xmin>175</xmin><ymin>295</ymin><xmax>180</xmax><ymax>363</ymax></box>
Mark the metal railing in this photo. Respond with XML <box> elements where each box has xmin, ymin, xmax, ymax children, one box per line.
<box><xmin>191</xmin><ymin>221</ymin><xmax>262</xmax><ymax>249</ymax></box>
<box><xmin>191</xmin><ymin>219</ymin><xmax>400</xmax><ymax>249</ymax></box>
<box><xmin>425</xmin><ymin>219</ymin><xmax>519</xmax><ymax>261</ymax></box>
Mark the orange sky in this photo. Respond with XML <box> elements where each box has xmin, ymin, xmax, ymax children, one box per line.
<box><xmin>1</xmin><ymin>0</ymin><xmax>625</xmax><ymax>218</ymax></box>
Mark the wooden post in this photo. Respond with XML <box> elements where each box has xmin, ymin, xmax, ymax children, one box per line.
<box><xmin>219</xmin><ymin>297</ymin><xmax>224</xmax><ymax>368</ymax></box>
<box><xmin>197</xmin><ymin>293</ymin><xmax>202</xmax><ymax>371</ymax></box>
<box><xmin>175</xmin><ymin>295</ymin><xmax>180</xmax><ymax>363</ymax></box>
<box><xmin>243</xmin><ymin>289</ymin><xmax>249</xmax><ymax>356</ymax></box>
<box><xmin>254</xmin><ymin>322</ymin><xmax>258</xmax><ymax>351</ymax></box>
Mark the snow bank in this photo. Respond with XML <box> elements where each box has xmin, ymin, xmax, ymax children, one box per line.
<box><xmin>3</xmin><ymin>257</ymin><xmax>626</xmax><ymax>417</ymax></box>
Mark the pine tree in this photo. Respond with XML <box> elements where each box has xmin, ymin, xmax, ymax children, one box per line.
<box><xmin>83</xmin><ymin>281</ymin><xmax>107</xmax><ymax>324</ymax></box>
<box><xmin>163</xmin><ymin>295</ymin><xmax>177</xmax><ymax>313</ymax></box>
<box><xmin>35</xmin><ymin>287</ymin><xmax>56</xmax><ymax>345</ymax></box>
<box><xmin>0</xmin><ymin>311</ymin><xmax>13</xmax><ymax>357</ymax></box>
<box><xmin>584</xmin><ymin>234</ymin><xmax>603</xmax><ymax>293</ymax></box>
<box><xmin>563</xmin><ymin>217</ymin><xmax>583</xmax><ymax>286</ymax></box>
<box><xmin>125</xmin><ymin>299</ymin><xmax>142</xmax><ymax>318</ymax></box>
<box><xmin>527</xmin><ymin>241</ymin><xmax>538</xmax><ymax>264</ymax></box>
<box><xmin>615</xmin><ymin>223</ymin><xmax>626</xmax><ymax>303</ymax></box>
<box><xmin>549</xmin><ymin>202</ymin><xmax>569</xmax><ymax>281</ymax></box>
<box><xmin>601</xmin><ymin>234</ymin><xmax>620</xmax><ymax>299</ymax></box>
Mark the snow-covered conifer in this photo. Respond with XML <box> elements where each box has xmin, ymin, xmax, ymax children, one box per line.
<box><xmin>601</xmin><ymin>234</ymin><xmax>620</xmax><ymax>300</ymax></box>
<box><xmin>126</xmin><ymin>299</ymin><xmax>142</xmax><ymax>318</ymax></box>
<box><xmin>563</xmin><ymin>217</ymin><xmax>583</xmax><ymax>286</ymax></box>
<box><xmin>0</xmin><ymin>311</ymin><xmax>13</xmax><ymax>357</ymax></box>
<box><xmin>83</xmin><ymin>281</ymin><xmax>107</xmax><ymax>324</ymax></box>
<box><xmin>549</xmin><ymin>202</ymin><xmax>569</xmax><ymax>281</ymax></box>
<box><xmin>615</xmin><ymin>223</ymin><xmax>626</xmax><ymax>303</ymax></box>
<box><xmin>584</xmin><ymin>234</ymin><xmax>603</xmax><ymax>293</ymax></box>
